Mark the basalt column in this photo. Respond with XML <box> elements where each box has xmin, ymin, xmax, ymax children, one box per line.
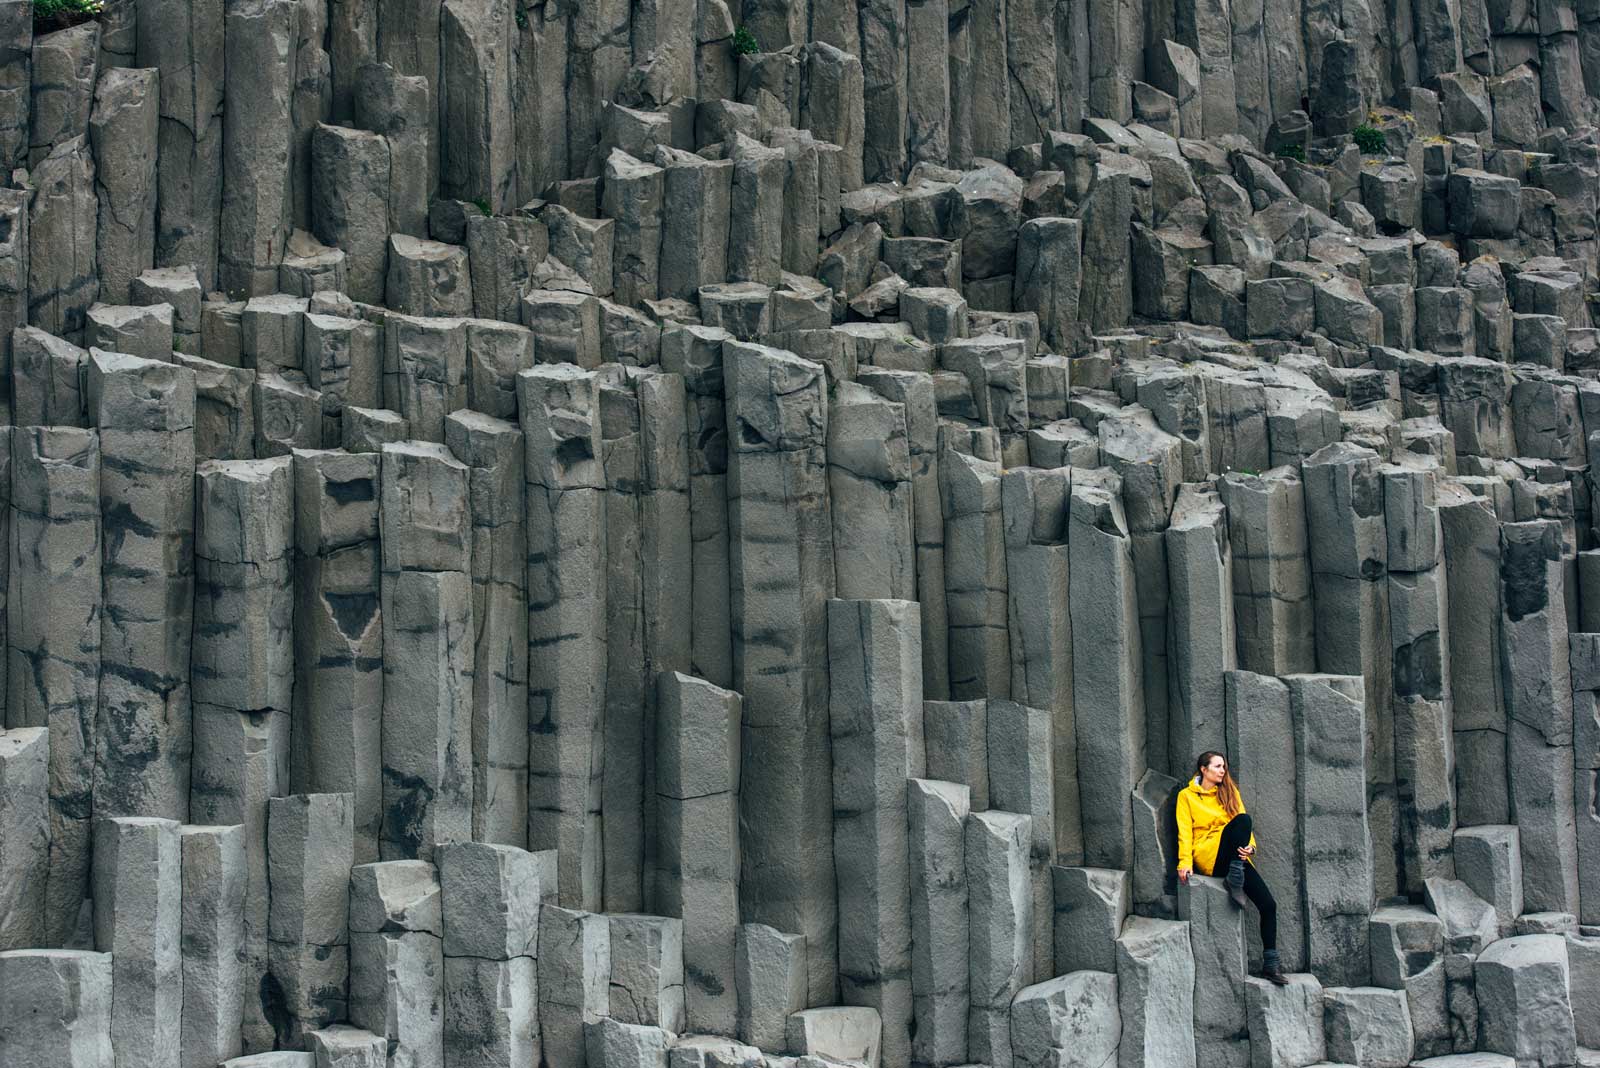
<box><xmin>726</xmin><ymin>341</ymin><xmax>838</xmax><ymax>1006</ymax></box>
<box><xmin>519</xmin><ymin>364</ymin><xmax>607</xmax><ymax>910</ymax></box>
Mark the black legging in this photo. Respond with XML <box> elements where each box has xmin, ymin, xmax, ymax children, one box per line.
<box><xmin>1215</xmin><ymin>813</ymin><xmax>1279</xmax><ymax>952</ymax></box>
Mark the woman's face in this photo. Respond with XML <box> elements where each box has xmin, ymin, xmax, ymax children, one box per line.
<box><xmin>1202</xmin><ymin>756</ymin><xmax>1227</xmax><ymax>784</ymax></box>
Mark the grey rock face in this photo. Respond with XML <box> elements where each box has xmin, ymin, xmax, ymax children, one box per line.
<box><xmin>219</xmin><ymin>0</ymin><xmax>294</xmax><ymax>298</ymax></box>
<box><xmin>0</xmin><ymin>727</ymin><xmax>48</xmax><ymax>950</ymax></box>
<box><xmin>29</xmin><ymin>135</ymin><xmax>99</xmax><ymax>339</ymax></box>
<box><xmin>2</xmin><ymin>8</ymin><xmax>1598</xmax><ymax>1066</ymax></box>
<box><xmin>8</xmin><ymin>426</ymin><xmax>101</xmax><ymax>945</ymax></box>
<box><xmin>180</xmin><ymin>824</ymin><xmax>245</xmax><ymax>1068</ymax></box>
<box><xmin>1474</xmin><ymin>935</ymin><xmax>1577</xmax><ymax>1066</ymax></box>
<box><xmin>0</xmin><ymin>948</ymin><xmax>114</xmax><ymax>1068</ymax></box>
<box><xmin>1010</xmin><ymin>970</ymin><xmax>1120</xmax><ymax>1068</ymax></box>
<box><xmin>310</xmin><ymin>124</ymin><xmax>390</xmax><ymax>305</ymax></box>
<box><xmin>92</xmin><ymin>816</ymin><xmax>181</xmax><ymax>1068</ymax></box>
<box><xmin>87</xmin><ymin>68</ymin><xmax>156</xmax><ymax>305</ymax></box>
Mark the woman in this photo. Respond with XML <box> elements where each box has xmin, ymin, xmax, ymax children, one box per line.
<box><xmin>1176</xmin><ymin>751</ymin><xmax>1288</xmax><ymax>985</ymax></box>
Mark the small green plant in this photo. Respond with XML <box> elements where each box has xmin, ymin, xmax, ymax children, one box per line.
<box><xmin>1352</xmin><ymin>123</ymin><xmax>1388</xmax><ymax>155</ymax></box>
<box><xmin>731</xmin><ymin>24</ymin><xmax>760</xmax><ymax>55</ymax></box>
<box><xmin>514</xmin><ymin>5</ymin><xmax>527</xmax><ymax>26</ymax></box>
<box><xmin>33</xmin><ymin>0</ymin><xmax>102</xmax><ymax>28</ymax></box>
<box><xmin>1274</xmin><ymin>143</ymin><xmax>1307</xmax><ymax>163</ymax></box>
<box><xmin>473</xmin><ymin>196</ymin><xmax>492</xmax><ymax>216</ymax></box>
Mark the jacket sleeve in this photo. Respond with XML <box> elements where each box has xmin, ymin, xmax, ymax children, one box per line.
<box><xmin>1177</xmin><ymin>792</ymin><xmax>1193</xmax><ymax>869</ymax></box>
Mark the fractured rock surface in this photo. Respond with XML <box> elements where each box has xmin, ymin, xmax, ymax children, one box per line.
<box><xmin>1</xmin><ymin>2</ymin><xmax>1599</xmax><ymax>1066</ymax></box>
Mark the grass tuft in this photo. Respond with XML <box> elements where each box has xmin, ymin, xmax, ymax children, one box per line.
<box><xmin>1352</xmin><ymin>123</ymin><xmax>1388</xmax><ymax>155</ymax></box>
<box><xmin>731</xmin><ymin>24</ymin><xmax>760</xmax><ymax>55</ymax></box>
<box><xmin>33</xmin><ymin>0</ymin><xmax>103</xmax><ymax>28</ymax></box>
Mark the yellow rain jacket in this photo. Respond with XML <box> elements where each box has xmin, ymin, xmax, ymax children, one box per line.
<box><xmin>1177</xmin><ymin>776</ymin><xmax>1256</xmax><ymax>876</ymax></box>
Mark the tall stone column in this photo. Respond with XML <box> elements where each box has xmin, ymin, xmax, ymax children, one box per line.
<box><xmin>28</xmin><ymin>135</ymin><xmax>98</xmax><ymax>341</ymax></box>
<box><xmin>1289</xmin><ymin>673</ymin><xmax>1374</xmax><ymax>986</ymax></box>
<box><xmin>1500</xmin><ymin>519</ymin><xmax>1581</xmax><ymax>915</ymax></box>
<box><xmin>441</xmin><ymin>0</ymin><xmax>515</xmax><ymax>213</ymax></box>
<box><xmin>266</xmin><ymin>793</ymin><xmax>352</xmax><ymax>1047</ymax></box>
<box><xmin>1069</xmin><ymin>470</ymin><xmax>1145</xmax><ymax>871</ymax></box>
<box><xmin>375</xmin><ymin>0</ymin><xmax>442</xmax><ymax>197</ymax></box>
<box><xmin>1572</xmin><ymin>633</ymin><xmax>1600</xmax><ymax>925</ymax></box>
<box><xmin>0</xmin><ymin>726</ymin><xmax>46</xmax><ymax>951</ymax></box>
<box><xmin>0</xmin><ymin>1</ymin><xmax>31</xmax><ymax>171</ymax></box>
<box><xmin>179</xmin><ymin>823</ymin><xmax>245</xmax><ymax>1068</ymax></box>
<box><xmin>942</xmin><ymin>449</ymin><xmax>1008</xmax><ymax>700</ymax></box>
<box><xmin>657</xmin><ymin>146</ymin><xmax>734</xmax><ymax>301</ymax></box>
<box><xmin>1303</xmin><ymin>442</ymin><xmax>1396</xmax><ymax>900</ymax></box>
<box><xmin>661</xmin><ymin>324</ymin><xmax>732</xmax><ymax>688</ymax></box>
<box><xmin>291</xmin><ymin>448</ymin><xmax>383</xmax><ymax>864</ymax></box>
<box><xmin>907</xmin><ymin>777</ymin><xmax>969</xmax><ymax>1064</ymax></box>
<box><xmin>860</xmin><ymin>369</ymin><xmax>947</xmax><ymax>701</ymax></box>
<box><xmin>632</xmin><ymin>0</ymin><xmax>695</xmax><ymax>98</ymax></box>
<box><xmin>656</xmin><ymin>671</ymin><xmax>741</xmax><ymax>1035</ymax></box>
<box><xmin>349</xmin><ymin>860</ymin><xmax>446</xmax><ymax>1068</ymax></box>
<box><xmin>1385</xmin><ymin>463</ymin><xmax>1457</xmax><ymax>896</ymax></box>
<box><xmin>637</xmin><ymin>372</ymin><xmax>691</xmax><ymax>909</ymax></box>
<box><xmin>91</xmin><ymin>816</ymin><xmax>180</xmax><ymax>1068</ymax></box>
<box><xmin>1441</xmin><ymin>478</ymin><xmax>1509</xmax><ymax>826</ymax></box>
<box><xmin>136</xmin><ymin>0</ymin><xmax>224</xmax><ymax>289</ymax></box>
<box><xmin>518</xmin><ymin>364</ymin><xmax>607</xmax><ymax>910</ymax></box>
<box><xmin>378</xmin><ymin>441</ymin><xmax>475</xmax><ymax>862</ymax></box>
<box><xmin>965</xmin><ymin>808</ymin><xmax>1031</xmax><ymax>1067</ymax></box>
<box><xmin>328</xmin><ymin>0</ymin><xmax>376</xmax><ymax>120</ymax></box>
<box><xmin>1101</xmin><ymin>410</ymin><xmax>1182</xmax><ymax>777</ymax></box>
<box><xmin>829</xmin><ymin>598</ymin><xmax>920</xmax><ymax>1066</ymax></box>
<box><xmin>568</xmin><ymin>0</ymin><xmax>630</xmax><ymax>175</ymax></box>
<box><xmin>603</xmin><ymin>150</ymin><xmax>664</xmax><ymax>307</ymax></box>
<box><xmin>88</xmin><ymin>352</ymin><xmax>195</xmax><ymax>824</ymax></box>
<box><xmin>7</xmin><ymin>426</ymin><xmax>100</xmax><ymax>947</ymax></box>
<box><xmin>599</xmin><ymin>375</ymin><xmax>646</xmax><ymax>913</ymax></box>
<box><xmin>512</xmin><ymin>0</ymin><xmax>567</xmax><ymax>200</ymax></box>
<box><xmin>1166</xmin><ymin>483</ymin><xmax>1235</xmax><ymax>772</ymax></box>
<box><xmin>726</xmin><ymin>341</ymin><xmax>837</xmax><ymax>1006</ymax></box>
<box><xmin>219</xmin><ymin>0</ymin><xmax>294</xmax><ymax>297</ymax></box>
<box><xmin>310</xmin><ymin>122</ymin><xmax>390</xmax><ymax>305</ymax></box>
<box><xmin>192</xmin><ymin>455</ymin><xmax>294</xmax><ymax>1053</ymax></box>
<box><xmin>829</xmin><ymin>382</ymin><xmax>914</xmax><ymax>601</ymax></box>
<box><xmin>1225</xmin><ymin>671</ymin><xmax>1306</xmax><ymax>972</ymax></box>
<box><xmin>904</xmin><ymin>0</ymin><xmax>947</xmax><ymax>166</ymax></box>
<box><xmin>439</xmin><ymin>842</ymin><xmax>544</xmax><ymax>1068</ymax></box>
<box><xmin>88</xmin><ymin>67</ymin><xmax>157</xmax><ymax>304</ymax></box>
<box><xmin>967</xmin><ymin>0</ymin><xmax>1011</xmax><ymax>156</ymax></box>
<box><xmin>1006</xmin><ymin>0</ymin><xmax>1057</xmax><ymax>144</ymax></box>
<box><xmin>1218</xmin><ymin>469</ymin><xmax>1316</xmax><ymax>675</ymax></box>
<box><xmin>0</xmin><ymin>186</ymin><xmax>28</xmax><ymax>423</ymax></box>
<box><xmin>445</xmin><ymin>411</ymin><xmax>528</xmax><ymax>849</ymax></box>
<box><xmin>1002</xmin><ymin>467</ymin><xmax>1080</xmax><ymax>867</ymax></box>
<box><xmin>287</xmin><ymin>0</ymin><xmax>330</xmax><ymax>232</ymax></box>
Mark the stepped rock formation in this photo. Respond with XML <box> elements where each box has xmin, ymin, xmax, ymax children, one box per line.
<box><xmin>1</xmin><ymin>0</ymin><xmax>1599</xmax><ymax>1066</ymax></box>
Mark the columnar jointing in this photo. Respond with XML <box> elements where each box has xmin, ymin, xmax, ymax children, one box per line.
<box><xmin>3</xmin><ymin>1</ymin><xmax>1600</xmax><ymax>1067</ymax></box>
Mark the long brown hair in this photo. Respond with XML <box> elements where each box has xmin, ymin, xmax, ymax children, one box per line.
<box><xmin>1195</xmin><ymin>751</ymin><xmax>1243</xmax><ymax>817</ymax></box>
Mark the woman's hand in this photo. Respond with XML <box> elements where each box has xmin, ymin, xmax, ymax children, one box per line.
<box><xmin>1238</xmin><ymin>844</ymin><xmax>1255</xmax><ymax>859</ymax></box>
<box><xmin>1177</xmin><ymin>866</ymin><xmax>1191</xmax><ymax>884</ymax></box>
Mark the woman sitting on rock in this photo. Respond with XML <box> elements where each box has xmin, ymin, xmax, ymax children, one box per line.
<box><xmin>1176</xmin><ymin>750</ymin><xmax>1289</xmax><ymax>986</ymax></box>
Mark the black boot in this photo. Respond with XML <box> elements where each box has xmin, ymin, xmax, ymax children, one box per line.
<box><xmin>1260</xmin><ymin>949</ymin><xmax>1290</xmax><ymax>986</ymax></box>
<box><xmin>1226</xmin><ymin>858</ymin><xmax>1249</xmax><ymax>909</ymax></box>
